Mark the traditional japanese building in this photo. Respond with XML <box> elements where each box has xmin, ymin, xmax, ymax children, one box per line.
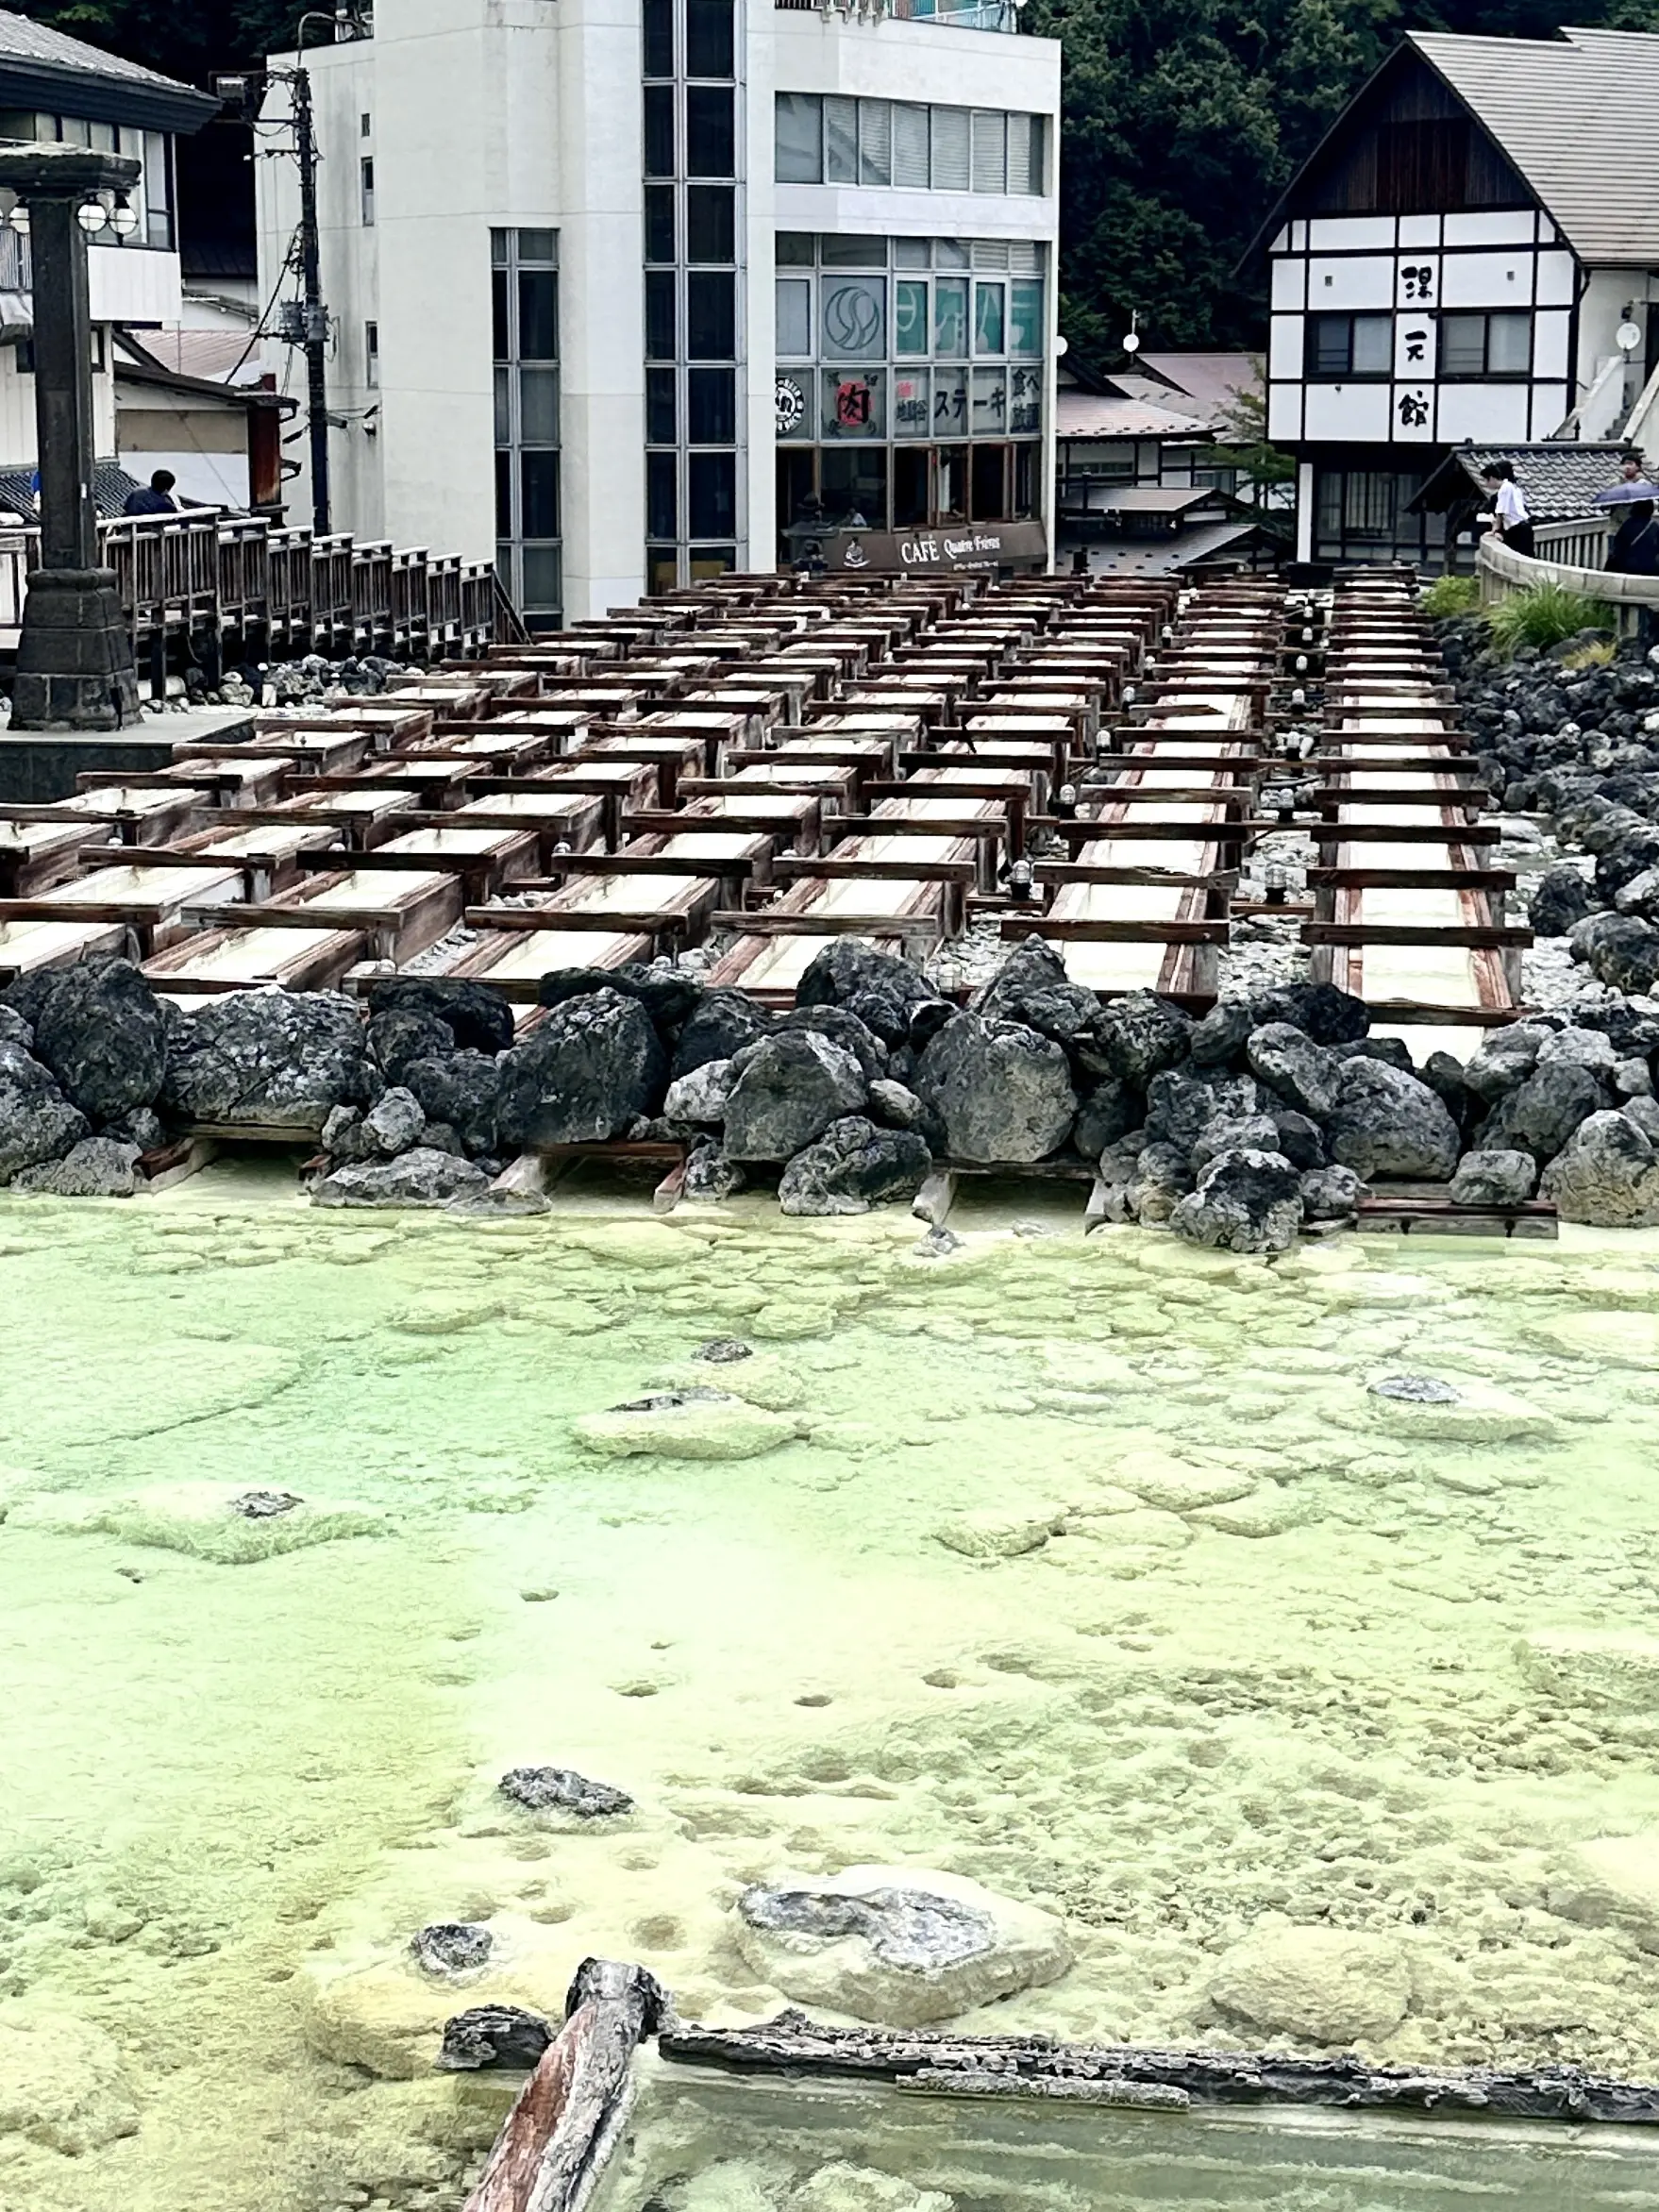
<box><xmin>1251</xmin><ymin>26</ymin><xmax>1659</xmax><ymax>568</ymax></box>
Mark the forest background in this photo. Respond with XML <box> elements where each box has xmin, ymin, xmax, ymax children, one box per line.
<box><xmin>11</xmin><ymin>0</ymin><xmax>1653</xmax><ymax>375</ymax></box>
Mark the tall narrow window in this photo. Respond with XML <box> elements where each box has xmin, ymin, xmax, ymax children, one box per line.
<box><xmin>360</xmin><ymin>156</ymin><xmax>376</xmax><ymax>225</ymax></box>
<box><xmin>491</xmin><ymin>229</ymin><xmax>561</xmax><ymax>627</ymax></box>
<box><xmin>364</xmin><ymin>320</ymin><xmax>379</xmax><ymax>388</ymax></box>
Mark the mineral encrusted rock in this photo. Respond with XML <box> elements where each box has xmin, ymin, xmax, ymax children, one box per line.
<box><xmin>495</xmin><ymin>989</ymin><xmax>665</xmax><ymax>1148</ymax></box>
<box><xmin>313</xmin><ymin>1148</ymin><xmax>489</xmax><ymax>1209</ymax></box>
<box><xmin>1169</xmin><ymin>1148</ymin><xmax>1303</xmax><ymax>1254</ymax></box>
<box><xmin>723</xmin><ymin>1031</ymin><xmax>866</xmax><ymax>1163</ymax></box>
<box><xmin>9</xmin><ymin>1134</ymin><xmax>141</xmax><ymax>1198</ymax></box>
<box><xmin>914</xmin><ymin>1014</ymin><xmax>1075</xmax><ymax>1163</ymax></box>
<box><xmin>161</xmin><ymin>989</ymin><xmax>377</xmax><ymax>1133</ymax></box>
<box><xmin>497</xmin><ymin>1766</ymin><xmax>633</xmax><ymax>1818</ymax></box>
<box><xmin>0</xmin><ymin>1039</ymin><xmax>88</xmax><ymax>1181</ymax></box>
<box><xmin>733</xmin><ymin>1866</ymin><xmax>1072</xmax><ymax>2027</ymax></box>
<box><xmin>1208</xmin><ymin>1924</ymin><xmax>1410</xmax><ymax>2047</ymax></box>
<box><xmin>1542</xmin><ymin>1111</ymin><xmax>1659</xmax><ymax>1225</ymax></box>
<box><xmin>24</xmin><ymin>958</ymin><xmax>166</xmax><ymax>1122</ymax></box>
<box><xmin>778</xmin><ymin>1115</ymin><xmax>930</xmax><ymax>1215</ymax></box>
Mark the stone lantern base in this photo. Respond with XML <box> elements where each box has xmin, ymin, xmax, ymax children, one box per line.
<box><xmin>10</xmin><ymin>566</ymin><xmax>143</xmax><ymax>730</ymax></box>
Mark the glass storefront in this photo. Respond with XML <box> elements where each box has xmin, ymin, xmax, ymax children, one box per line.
<box><xmin>774</xmin><ymin>232</ymin><xmax>1044</xmax><ymax>558</ymax></box>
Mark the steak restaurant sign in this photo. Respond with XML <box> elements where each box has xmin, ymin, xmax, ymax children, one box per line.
<box><xmin>819</xmin><ymin>522</ymin><xmax>1047</xmax><ymax>574</ymax></box>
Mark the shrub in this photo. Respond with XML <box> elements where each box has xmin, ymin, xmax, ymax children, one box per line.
<box><xmin>1485</xmin><ymin>583</ymin><xmax>1615</xmax><ymax>660</ymax></box>
<box><xmin>1560</xmin><ymin>639</ymin><xmax>1617</xmax><ymax>671</ymax></box>
<box><xmin>1419</xmin><ymin>574</ymin><xmax>1479</xmax><ymax>619</ymax></box>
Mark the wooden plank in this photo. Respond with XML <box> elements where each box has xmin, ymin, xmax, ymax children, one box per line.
<box><xmin>772</xmin><ymin>856</ymin><xmax>977</xmax><ymax>884</ymax></box>
<box><xmin>1302</xmin><ymin>923</ymin><xmax>1532</xmax><ymax>948</ymax></box>
<box><xmin>1307</xmin><ymin>867</ymin><xmax>1516</xmax><ymax>892</ymax></box>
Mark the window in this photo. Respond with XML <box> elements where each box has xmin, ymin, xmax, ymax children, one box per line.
<box><xmin>826</xmin><ymin>95</ymin><xmax>858</xmax><ymax>185</ymax></box>
<box><xmin>686</xmin><ymin>85</ymin><xmax>734</xmax><ymax>176</ymax></box>
<box><xmin>686</xmin><ymin>184</ymin><xmax>734</xmax><ymax>263</ymax></box>
<box><xmin>777</xmin><ymin>276</ymin><xmax>812</xmax><ymax>357</ymax></box>
<box><xmin>647</xmin><ymin>450</ymin><xmax>678</xmax><ymax>540</ymax></box>
<box><xmin>895</xmin><ymin>278</ymin><xmax>928</xmax><ymax>356</ymax></box>
<box><xmin>777</xmin><ymin>93</ymin><xmax>1046</xmax><ymax>195</ymax></box>
<box><xmin>776</xmin><ymin>92</ymin><xmax>822</xmax><ymax>182</ymax></box>
<box><xmin>142</xmin><ymin>130</ymin><xmax>173</xmax><ymax>249</ymax></box>
<box><xmin>1306</xmin><ymin>312</ymin><xmax>1391</xmax><ymax>378</ymax></box>
<box><xmin>688</xmin><ymin>366</ymin><xmax>736</xmax><ymax>441</ymax></box>
<box><xmin>973</xmin><ymin>280</ymin><xmax>1004</xmax><ymax>354</ymax></box>
<box><xmin>893</xmin><ymin>105</ymin><xmax>930</xmax><ymax>189</ymax></box>
<box><xmin>687</xmin><ymin>269</ymin><xmax>735</xmax><ymax>357</ymax></box>
<box><xmin>491</xmin><ymin>228</ymin><xmax>561</xmax><ymax>626</ymax></box>
<box><xmin>364</xmin><ymin>320</ymin><xmax>378</xmax><ymax>389</ymax></box>
<box><xmin>647</xmin><ymin>366</ymin><xmax>678</xmax><ymax>443</ymax></box>
<box><xmin>970</xmin><ymin>110</ymin><xmax>1006</xmax><ymax>193</ymax></box>
<box><xmin>822</xmin><ymin>275</ymin><xmax>884</xmax><ymax>359</ymax></box>
<box><xmin>685</xmin><ymin>0</ymin><xmax>732</xmax><ymax>75</ymax></box>
<box><xmin>934</xmin><ymin>276</ymin><xmax>968</xmax><ymax>357</ymax></box>
<box><xmin>645</xmin><ymin>184</ymin><xmax>676</xmax><ymax>263</ymax></box>
<box><xmin>1439</xmin><ymin>310</ymin><xmax>1532</xmax><ymax>378</ymax></box>
<box><xmin>930</xmin><ymin>108</ymin><xmax>970</xmax><ymax>192</ymax></box>
<box><xmin>1009</xmin><ymin>278</ymin><xmax>1042</xmax><ymax>355</ymax></box>
<box><xmin>518</xmin><ymin>270</ymin><xmax>558</xmax><ymax>360</ymax></box>
<box><xmin>689</xmin><ymin>449</ymin><xmax>737</xmax><ymax>536</ymax></box>
<box><xmin>860</xmin><ymin>101</ymin><xmax>892</xmax><ymax>188</ymax></box>
<box><xmin>360</xmin><ymin>110</ymin><xmax>372</xmax><ymax>136</ymax></box>
<box><xmin>644</xmin><ymin>0</ymin><xmax>675</xmax><ymax>75</ymax></box>
<box><xmin>645</xmin><ymin>271</ymin><xmax>677</xmax><ymax>360</ymax></box>
<box><xmin>360</xmin><ymin>157</ymin><xmax>375</xmax><ymax>225</ymax></box>
<box><xmin>644</xmin><ymin>84</ymin><xmax>675</xmax><ymax>176</ymax></box>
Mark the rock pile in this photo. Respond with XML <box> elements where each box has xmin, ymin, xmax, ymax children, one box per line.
<box><xmin>7</xmin><ymin>924</ymin><xmax>1659</xmax><ymax>1232</ymax></box>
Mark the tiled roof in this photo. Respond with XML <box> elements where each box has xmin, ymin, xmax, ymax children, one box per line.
<box><xmin>0</xmin><ymin>458</ymin><xmax>143</xmax><ymax>520</ymax></box>
<box><xmin>1409</xmin><ymin>442</ymin><xmax>1632</xmax><ymax>522</ymax></box>
<box><xmin>1410</xmin><ymin>28</ymin><xmax>1659</xmax><ymax>266</ymax></box>
<box><xmin>0</xmin><ymin>6</ymin><xmax>198</xmax><ymax>94</ymax></box>
<box><xmin>1136</xmin><ymin>352</ymin><xmax>1261</xmax><ymax>416</ymax></box>
<box><xmin>1057</xmin><ymin>392</ymin><xmax>1219</xmax><ymax>441</ymax></box>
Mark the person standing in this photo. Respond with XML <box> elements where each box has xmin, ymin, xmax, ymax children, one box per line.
<box><xmin>122</xmin><ymin>469</ymin><xmax>181</xmax><ymax>516</ymax></box>
<box><xmin>1608</xmin><ymin>498</ymin><xmax>1659</xmax><ymax>576</ymax></box>
<box><xmin>1480</xmin><ymin>461</ymin><xmax>1533</xmax><ymax>559</ymax></box>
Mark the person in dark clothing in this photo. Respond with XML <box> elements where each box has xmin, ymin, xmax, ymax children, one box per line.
<box><xmin>123</xmin><ymin>468</ymin><xmax>180</xmax><ymax>516</ymax></box>
<box><xmin>1608</xmin><ymin>499</ymin><xmax>1659</xmax><ymax>576</ymax></box>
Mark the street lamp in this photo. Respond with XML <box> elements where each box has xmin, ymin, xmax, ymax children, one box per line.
<box><xmin>0</xmin><ymin>142</ymin><xmax>142</xmax><ymax>729</ymax></box>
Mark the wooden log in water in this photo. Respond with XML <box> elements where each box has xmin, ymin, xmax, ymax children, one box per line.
<box><xmin>658</xmin><ymin>2011</ymin><xmax>1659</xmax><ymax>2126</ymax></box>
<box><xmin>462</xmin><ymin>1960</ymin><xmax>668</xmax><ymax>2212</ymax></box>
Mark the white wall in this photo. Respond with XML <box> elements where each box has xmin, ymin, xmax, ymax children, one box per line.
<box><xmin>0</xmin><ymin>339</ymin><xmax>118</xmax><ymax>475</ymax></box>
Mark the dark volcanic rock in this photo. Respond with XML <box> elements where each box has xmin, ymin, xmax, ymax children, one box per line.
<box><xmin>1481</xmin><ymin>1061</ymin><xmax>1611</xmax><ymax>1164</ymax></box>
<box><xmin>1169</xmin><ymin>1148</ymin><xmax>1304</xmax><ymax>1254</ymax></box>
<box><xmin>411</xmin><ymin>1922</ymin><xmax>494</xmax><ymax>1977</ymax></box>
<box><xmin>1299</xmin><ymin>1163</ymin><xmax>1366</xmax><ymax>1220</ymax></box>
<box><xmin>9</xmin><ymin>1134</ymin><xmax>141</xmax><ymax>1197</ymax></box>
<box><xmin>913</xmin><ymin>1014</ymin><xmax>1076</xmax><ymax>1163</ymax></box>
<box><xmin>738</xmin><ymin>1882</ymin><xmax>995</xmax><ymax>1970</ymax></box>
<box><xmin>1187</xmin><ymin>998</ymin><xmax>1257</xmax><ymax>1069</ymax></box>
<box><xmin>682</xmin><ymin>1139</ymin><xmax>746</xmax><ymax>1199</ymax></box>
<box><xmin>1370</xmin><ymin>1374</ymin><xmax>1460</xmax><ymax>1404</ymax></box>
<box><xmin>230</xmin><ymin>1489</ymin><xmax>302</xmax><ymax>1518</ymax></box>
<box><xmin>1073</xmin><ymin>1076</ymin><xmax>1136</xmax><ymax>1158</ymax></box>
<box><xmin>1325</xmin><ymin>1058</ymin><xmax>1461</xmax><ymax>1180</ymax></box>
<box><xmin>1145</xmin><ymin>1068</ymin><xmax>1259</xmax><ymax>1154</ymax></box>
<box><xmin>970</xmin><ymin>936</ymin><xmax>1098</xmax><ymax>1047</ymax></box>
<box><xmin>435</xmin><ymin>2005</ymin><xmax>554</xmax><ymax>2071</ymax></box>
<box><xmin>1449</xmin><ymin>1148</ymin><xmax>1538</xmax><ymax>1204</ymax></box>
<box><xmin>778</xmin><ymin>1114</ymin><xmax>930</xmax><ymax>1215</ymax></box>
<box><xmin>723</xmin><ymin>1030</ymin><xmax>866</xmax><ymax>1163</ymax></box>
<box><xmin>1250</xmin><ymin>981</ymin><xmax>1369</xmax><ymax>1046</ymax></box>
<box><xmin>671</xmin><ymin>988</ymin><xmax>772</xmax><ymax>1079</ymax></box>
<box><xmin>402</xmin><ymin>1050</ymin><xmax>500</xmax><ymax>1157</ymax></box>
<box><xmin>796</xmin><ymin>938</ymin><xmax>944</xmax><ymax>1047</ymax></box>
<box><xmin>366</xmin><ymin>1006</ymin><xmax>455</xmax><ymax>1084</ymax></box>
<box><xmin>1584</xmin><ymin>914</ymin><xmax>1659</xmax><ymax>996</ymax></box>
<box><xmin>779</xmin><ymin>1003</ymin><xmax>889</xmax><ymax>1082</ymax></box>
<box><xmin>27</xmin><ymin>959</ymin><xmax>165</xmax><ymax>1121</ymax></box>
<box><xmin>0</xmin><ymin>1039</ymin><xmax>90</xmax><ymax>1181</ymax></box>
<box><xmin>313</xmin><ymin>1148</ymin><xmax>490</xmax><ymax>1209</ymax></box>
<box><xmin>496</xmin><ymin>990</ymin><xmax>666</xmax><ymax>1148</ymax></box>
<box><xmin>161</xmin><ymin>989</ymin><xmax>377</xmax><ymax>1133</ymax></box>
<box><xmin>1247</xmin><ymin>1022</ymin><xmax>1340</xmax><ymax>1119</ymax></box>
<box><xmin>498</xmin><ymin>1766</ymin><xmax>633</xmax><ymax>1818</ymax></box>
<box><xmin>1077</xmin><ymin>991</ymin><xmax>1192</xmax><ymax>1085</ymax></box>
<box><xmin>1542</xmin><ymin>1110</ymin><xmax>1659</xmax><ymax>1225</ymax></box>
<box><xmin>695</xmin><ymin>1337</ymin><xmax>752</xmax><ymax>1363</ymax></box>
<box><xmin>366</xmin><ymin>976</ymin><xmax>513</xmax><ymax>1056</ymax></box>
<box><xmin>1462</xmin><ymin>1022</ymin><xmax>1550</xmax><ymax>1101</ymax></box>
<box><xmin>1529</xmin><ymin>865</ymin><xmax>1599</xmax><ymax>938</ymax></box>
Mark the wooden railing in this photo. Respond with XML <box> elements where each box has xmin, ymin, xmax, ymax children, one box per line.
<box><xmin>0</xmin><ymin>510</ymin><xmax>514</xmax><ymax>682</ymax></box>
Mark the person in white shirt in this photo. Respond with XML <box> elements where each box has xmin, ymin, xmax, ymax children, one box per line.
<box><xmin>1480</xmin><ymin>461</ymin><xmax>1533</xmax><ymax>559</ymax></box>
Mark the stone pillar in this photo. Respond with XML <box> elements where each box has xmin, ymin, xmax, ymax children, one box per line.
<box><xmin>0</xmin><ymin>144</ymin><xmax>142</xmax><ymax>731</ymax></box>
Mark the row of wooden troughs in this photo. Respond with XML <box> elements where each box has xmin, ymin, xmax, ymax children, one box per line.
<box><xmin>0</xmin><ymin>564</ymin><xmax>1526</xmax><ymax>1052</ymax></box>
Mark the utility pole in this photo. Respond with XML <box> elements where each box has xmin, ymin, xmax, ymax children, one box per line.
<box><xmin>292</xmin><ymin>61</ymin><xmax>330</xmax><ymax>538</ymax></box>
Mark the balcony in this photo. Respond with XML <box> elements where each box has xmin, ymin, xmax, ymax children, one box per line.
<box><xmin>774</xmin><ymin>0</ymin><xmax>1022</xmax><ymax>34</ymax></box>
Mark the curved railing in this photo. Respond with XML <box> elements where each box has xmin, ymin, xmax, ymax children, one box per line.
<box><xmin>1477</xmin><ymin>526</ymin><xmax>1659</xmax><ymax>628</ymax></box>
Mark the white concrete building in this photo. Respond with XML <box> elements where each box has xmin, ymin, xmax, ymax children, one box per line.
<box><xmin>0</xmin><ymin>8</ymin><xmax>215</xmax><ymax>504</ymax></box>
<box><xmin>257</xmin><ymin>0</ymin><xmax>1061</xmax><ymax>625</ymax></box>
<box><xmin>1250</xmin><ymin>27</ymin><xmax>1659</xmax><ymax>568</ymax></box>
